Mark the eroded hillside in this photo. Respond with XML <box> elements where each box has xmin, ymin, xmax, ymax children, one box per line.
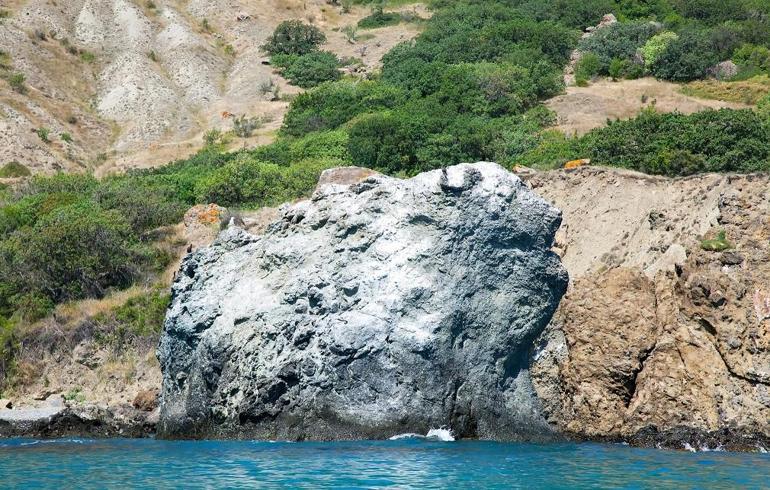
<box><xmin>0</xmin><ymin>0</ymin><xmax>426</xmax><ymax>175</ymax></box>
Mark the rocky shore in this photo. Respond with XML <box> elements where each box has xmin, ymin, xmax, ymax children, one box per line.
<box><xmin>3</xmin><ymin>164</ymin><xmax>770</xmax><ymax>452</ymax></box>
<box><xmin>0</xmin><ymin>396</ymin><xmax>157</xmax><ymax>439</ymax></box>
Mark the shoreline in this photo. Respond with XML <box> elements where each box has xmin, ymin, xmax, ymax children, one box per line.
<box><xmin>2</xmin><ymin>406</ymin><xmax>768</xmax><ymax>453</ymax></box>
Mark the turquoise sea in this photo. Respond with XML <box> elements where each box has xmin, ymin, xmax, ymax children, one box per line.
<box><xmin>1</xmin><ymin>438</ymin><xmax>768</xmax><ymax>488</ymax></box>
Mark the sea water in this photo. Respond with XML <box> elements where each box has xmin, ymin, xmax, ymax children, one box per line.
<box><xmin>1</xmin><ymin>438</ymin><xmax>768</xmax><ymax>488</ymax></box>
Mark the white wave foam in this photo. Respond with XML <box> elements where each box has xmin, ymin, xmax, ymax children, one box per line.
<box><xmin>426</xmin><ymin>427</ymin><xmax>455</xmax><ymax>441</ymax></box>
<box><xmin>389</xmin><ymin>427</ymin><xmax>455</xmax><ymax>442</ymax></box>
<box><xmin>683</xmin><ymin>443</ymin><xmax>696</xmax><ymax>452</ymax></box>
<box><xmin>389</xmin><ymin>433</ymin><xmax>424</xmax><ymax>440</ymax></box>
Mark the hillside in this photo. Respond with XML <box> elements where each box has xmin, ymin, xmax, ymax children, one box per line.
<box><xmin>0</xmin><ymin>0</ymin><xmax>426</xmax><ymax>175</ymax></box>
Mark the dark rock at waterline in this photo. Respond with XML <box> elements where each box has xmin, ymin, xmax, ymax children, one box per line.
<box><xmin>157</xmin><ymin>163</ymin><xmax>568</xmax><ymax>441</ymax></box>
<box><xmin>0</xmin><ymin>405</ymin><xmax>157</xmax><ymax>439</ymax></box>
<box><xmin>627</xmin><ymin>426</ymin><xmax>770</xmax><ymax>453</ymax></box>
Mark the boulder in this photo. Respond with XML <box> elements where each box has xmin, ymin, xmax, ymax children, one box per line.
<box><xmin>158</xmin><ymin>162</ymin><xmax>568</xmax><ymax>440</ymax></box>
<box><xmin>708</xmin><ymin>60</ymin><xmax>738</xmax><ymax>80</ymax></box>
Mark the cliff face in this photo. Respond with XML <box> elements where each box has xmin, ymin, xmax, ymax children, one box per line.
<box><xmin>527</xmin><ymin>167</ymin><xmax>770</xmax><ymax>448</ymax></box>
<box><xmin>158</xmin><ymin>163</ymin><xmax>568</xmax><ymax>440</ymax></box>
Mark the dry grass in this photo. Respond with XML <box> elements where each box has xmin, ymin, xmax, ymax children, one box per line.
<box><xmin>52</xmin><ymin>286</ymin><xmax>149</xmax><ymax>329</ymax></box>
<box><xmin>681</xmin><ymin>75</ymin><xmax>770</xmax><ymax>105</ymax></box>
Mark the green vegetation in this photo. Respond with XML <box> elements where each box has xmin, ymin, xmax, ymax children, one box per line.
<box><xmin>701</xmin><ymin>230</ymin><xmax>733</xmax><ymax>252</ymax></box>
<box><xmin>94</xmin><ymin>287</ymin><xmax>171</xmax><ymax>340</ymax></box>
<box><xmin>262</xmin><ymin>20</ymin><xmax>326</xmax><ymax>56</ymax></box>
<box><xmin>575</xmin><ymin>53</ymin><xmax>601</xmax><ymax>86</ymax></box>
<box><xmin>273</xmin><ymin>51</ymin><xmax>342</xmax><ymax>88</ymax></box>
<box><xmin>264</xmin><ymin>22</ymin><xmax>340</xmax><ymax>89</ymax></box>
<box><xmin>80</xmin><ymin>51</ymin><xmax>96</xmax><ymax>63</ymax></box>
<box><xmin>358</xmin><ymin>5</ymin><xmax>401</xmax><ymax>29</ymax></box>
<box><xmin>60</xmin><ymin>132</ymin><xmax>73</xmax><ymax>144</ymax></box>
<box><xmin>518</xmin><ymin>107</ymin><xmax>770</xmax><ymax>174</ymax></box>
<box><xmin>36</xmin><ymin>128</ymin><xmax>50</xmax><ymax>143</ymax></box>
<box><xmin>8</xmin><ymin>73</ymin><xmax>25</xmax><ymax>94</ymax></box>
<box><xmin>0</xmin><ymin>162</ymin><xmax>31</xmax><ymax>178</ymax></box>
<box><xmin>3</xmin><ymin>0</ymin><xmax>770</xmax><ymax>374</ymax></box>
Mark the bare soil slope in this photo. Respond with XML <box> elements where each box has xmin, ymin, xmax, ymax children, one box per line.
<box><xmin>0</xmin><ymin>0</ymin><xmax>425</xmax><ymax>176</ymax></box>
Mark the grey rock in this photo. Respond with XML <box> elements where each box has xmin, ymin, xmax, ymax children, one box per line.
<box><xmin>158</xmin><ymin>163</ymin><xmax>568</xmax><ymax>441</ymax></box>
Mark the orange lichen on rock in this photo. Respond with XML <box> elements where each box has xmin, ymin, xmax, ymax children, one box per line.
<box><xmin>184</xmin><ymin>204</ymin><xmax>227</xmax><ymax>228</ymax></box>
<box><xmin>564</xmin><ymin>159</ymin><xmax>590</xmax><ymax>169</ymax></box>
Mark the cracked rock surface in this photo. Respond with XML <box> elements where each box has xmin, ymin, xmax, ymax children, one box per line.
<box><xmin>158</xmin><ymin>162</ymin><xmax>568</xmax><ymax>440</ymax></box>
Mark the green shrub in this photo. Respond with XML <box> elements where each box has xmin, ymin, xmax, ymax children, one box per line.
<box><xmin>36</xmin><ymin>128</ymin><xmax>50</xmax><ymax>143</ymax></box>
<box><xmin>60</xmin><ymin>132</ymin><xmax>73</xmax><ymax>144</ymax></box>
<box><xmin>733</xmin><ymin>43</ymin><xmax>770</xmax><ymax>73</ymax></box>
<box><xmin>575</xmin><ymin>53</ymin><xmax>600</xmax><ymax>86</ymax></box>
<box><xmin>278</xmin><ymin>51</ymin><xmax>342</xmax><ymax>88</ymax></box>
<box><xmin>282</xmin><ymin>80</ymin><xmax>407</xmax><ymax>136</ymax></box>
<box><xmin>579</xmin><ymin>21</ymin><xmax>660</xmax><ymax>73</ymax></box>
<box><xmin>758</xmin><ymin>94</ymin><xmax>770</xmax><ymax>120</ymax></box>
<box><xmin>262</xmin><ymin>20</ymin><xmax>326</xmax><ymax>56</ymax></box>
<box><xmin>80</xmin><ymin>51</ymin><xmax>96</xmax><ymax>63</ymax></box>
<box><xmin>0</xmin><ymin>162</ymin><xmax>31</xmax><ymax>178</ymax></box>
<box><xmin>651</xmin><ymin>29</ymin><xmax>720</xmax><ymax>81</ymax></box>
<box><xmin>195</xmin><ymin>155</ymin><xmax>338</xmax><ymax>208</ymax></box>
<box><xmin>232</xmin><ymin>114</ymin><xmax>264</xmax><ymax>138</ymax></box>
<box><xmin>358</xmin><ymin>6</ymin><xmax>401</xmax><ymax>29</ymax></box>
<box><xmin>640</xmin><ymin>31</ymin><xmax>679</xmax><ymax>68</ymax></box>
<box><xmin>111</xmin><ymin>287</ymin><xmax>170</xmax><ymax>336</ymax></box>
<box><xmin>580</xmin><ymin>108</ymin><xmax>770</xmax><ymax>174</ymax></box>
<box><xmin>1</xmin><ymin>200</ymin><xmax>137</xmax><ymax>304</ymax></box>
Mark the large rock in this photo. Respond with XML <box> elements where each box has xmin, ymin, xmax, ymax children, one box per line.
<box><xmin>158</xmin><ymin>162</ymin><xmax>568</xmax><ymax>440</ymax></box>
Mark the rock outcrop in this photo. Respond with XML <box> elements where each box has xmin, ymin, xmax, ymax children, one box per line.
<box><xmin>158</xmin><ymin>163</ymin><xmax>568</xmax><ymax>440</ymax></box>
<box><xmin>526</xmin><ymin>167</ymin><xmax>770</xmax><ymax>450</ymax></box>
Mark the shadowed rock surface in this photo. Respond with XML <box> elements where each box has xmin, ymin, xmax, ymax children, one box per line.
<box><xmin>158</xmin><ymin>162</ymin><xmax>568</xmax><ymax>440</ymax></box>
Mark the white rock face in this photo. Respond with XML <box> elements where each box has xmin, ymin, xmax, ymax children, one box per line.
<box><xmin>158</xmin><ymin>163</ymin><xmax>568</xmax><ymax>440</ymax></box>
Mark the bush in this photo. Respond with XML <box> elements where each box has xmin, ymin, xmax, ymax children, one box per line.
<box><xmin>0</xmin><ymin>162</ymin><xmax>31</xmax><ymax>178</ymax></box>
<box><xmin>651</xmin><ymin>29</ymin><xmax>720</xmax><ymax>81</ymax></box>
<box><xmin>36</xmin><ymin>128</ymin><xmax>50</xmax><ymax>143</ymax></box>
<box><xmin>579</xmin><ymin>22</ymin><xmax>660</xmax><ymax>72</ymax></box>
<box><xmin>2</xmin><ymin>201</ymin><xmax>137</xmax><ymax>303</ymax></box>
<box><xmin>701</xmin><ymin>230</ymin><xmax>732</xmax><ymax>251</ymax></box>
<box><xmin>580</xmin><ymin>108</ymin><xmax>770</xmax><ymax>174</ymax></box>
<box><xmin>278</xmin><ymin>51</ymin><xmax>341</xmax><ymax>88</ymax></box>
<box><xmin>195</xmin><ymin>155</ymin><xmax>338</xmax><ymax>208</ymax></box>
<box><xmin>758</xmin><ymin>94</ymin><xmax>770</xmax><ymax>120</ymax></box>
<box><xmin>733</xmin><ymin>43</ymin><xmax>770</xmax><ymax>73</ymax></box>
<box><xmin>60</xmin><ymin>132</ymin><xmax>73</xmax><ymax>143</ymax></box>
<box><xmin>640</xmin><ymin>31</ymin><xmax>679</xmax><ymax>69</ymax></box>
<box><xmin>281</xmin><ymin>80</ymin><xmax>407</xmax><ymax>136</ymax></box>
<box><xmin>262</xmin><ymin>20</ymin><xmax>326</xmax><ymax>56</ymax></box>
<box><xmin>575</xmin><ymin>53</ymin><xmax>600</xmax><ymax>86</ymax></box>
<box><xmin>109</xmin><ymin>287</ymin><xmax>170</xmax><ymax>336</ymax></box>
<box><xmin>358</xmin><ymin>6</ymin><xmax>401</xmax><ymax>29</ymax></box>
